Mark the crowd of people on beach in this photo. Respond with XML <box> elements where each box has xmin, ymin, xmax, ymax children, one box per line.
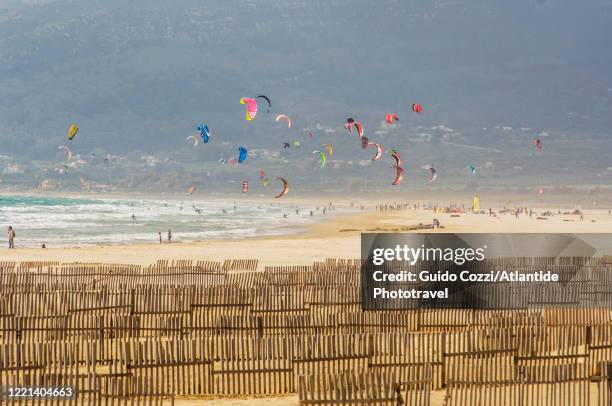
<box><xmin>5</xmin><ymin>201</ymin><xmax>610</xmax><ymax>249</ymax></box>
<box><xmin>376</xmin><ymin>203</ymin><xmax>412</xmax><ymax>212</ymax></box>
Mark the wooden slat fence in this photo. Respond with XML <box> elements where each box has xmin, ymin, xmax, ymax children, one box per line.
<box><xmin>2</xmin><ymin>257</ymin><xmax>612</xmax><ymax>404</ymax></box>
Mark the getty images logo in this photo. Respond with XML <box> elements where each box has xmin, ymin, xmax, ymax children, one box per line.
<box><xmin>371</xmin><ymin>245</ymin><xmax>488</xmax><ymax>266</ymax></box>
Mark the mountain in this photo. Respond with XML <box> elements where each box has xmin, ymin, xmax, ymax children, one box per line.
<box><xmin>1</xmin><ymin>0</ymin><xmax>611</xmax><ymax>192</ymax></box>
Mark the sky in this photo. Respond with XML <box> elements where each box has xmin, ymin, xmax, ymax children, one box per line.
<box><xmin>0</xmin><ymin>0</ymin><xmax>611</xmax><ymax>193</ymax></box>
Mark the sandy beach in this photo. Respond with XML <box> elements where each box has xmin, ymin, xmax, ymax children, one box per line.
<box><xmin>3</xmin><ymin>203</ymin><xmax>611</xmax><ymax>406</ymax></box>
<box><xmin>5</xmin><ymin>1</ymin><xmax>612</xmax><ymax>403</ymax></box>
<box><xmin>2</xmin><ymin>205</ymin><xmax>611</xmax><ymax>266</ymax></box>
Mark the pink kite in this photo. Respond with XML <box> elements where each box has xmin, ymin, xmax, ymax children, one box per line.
<box><xmin>385</xmin><ymin>114</ymin><xmax>399</xmax><ymax>125</ymax></box>
<box><xmin>368</xmin><ymin>142</ymin><xmax>383</xmax><ymax>160</ymax></box>
<box><xmin>344</xmin><ymin>118</ymin><xmax>364</xmax><ymax>137</ymax></box>
<box><xmin>240</xmin><ymin>97</ymin><xmax>258</xmax><ymax>121</ymax></box>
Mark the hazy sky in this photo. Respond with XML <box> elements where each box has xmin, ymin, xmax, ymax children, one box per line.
<box><xmin>1</xmin><ymin>0</ymin><xmax>611</xmax><ymax>190</ymax></box>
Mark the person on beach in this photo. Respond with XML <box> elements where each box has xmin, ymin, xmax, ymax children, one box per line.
<box><xmin>7</xmin><ymin>226</ymin><xmax>15</xmax><ymax>249</ymax></box>
<box><xmin>158</xmin><ymin>232</ymin><xmax>162</xmax><ymax>244</ymax></box>
<box><xmin>167</xmin><ymin>229</ymin><xmax>173</xmax><ymax>243</ymax></box>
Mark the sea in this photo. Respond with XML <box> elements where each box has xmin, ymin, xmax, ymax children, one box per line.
<box><xmin>0</xmin><ymin>195</ymin><xmax>338</xmax><ymax>247</ymax></box>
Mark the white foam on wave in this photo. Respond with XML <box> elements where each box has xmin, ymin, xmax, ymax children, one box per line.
<box><xmin>0</xmin><ymin>196</ymin><xmax>341</xmax><ymax>247</ymax></box>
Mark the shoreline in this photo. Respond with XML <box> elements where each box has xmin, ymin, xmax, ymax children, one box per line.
<box><xmin>0</xmin><ymin>193</ymin><xmax>360</xmax><ymax>249</ymax></box>
<box><xmin>3</xmin><ymin>189</ymin><xmax>611</xmax><ymax>208</ymax></box>
<box><xmin>2</xmin><ymin>207</ymin><xmax>612</xmax><ymax>266</ymax></box>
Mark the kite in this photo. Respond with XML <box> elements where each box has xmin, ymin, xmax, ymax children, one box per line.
<box><xmin>293</xmin><ymin>140</ymin><xmax>300</xmax><ymax>147</ymax></box>
<box><xmin>197</xmin><ymin>124</ymin><xmax>210</xmax><ymax>143</ymax></box>
<box><xmin>187</xmin><ymin>186</ymin><xmax>196</xmax><ymax>195</ymax></box>
<box><xmin>186</xmin><ymin>135</ymin><xmax>198</xmax><ymax>147</ymax></box>
<box><xmin>392</xmin><ymin>166</ymin><xmax>404</xmax><ymax>185</ymax></box>
<box><xmin>240</xmin><ymin>97</ymin><xmax>258</xmax><ymax>121</ymax></box>
<box><xmin>67</xmin><ymin>124</ymin><xmax>78</xmax><ymax>140</ymax></box>
<box><xmin>385</xmin><ymin>114</ymin><xmax>399</xmax><ymax>125</ymax></box>
<box><xmin>354</xmin><ymin>122</ymin><xmax>364</xmax><ymax>138</ymax></box>
<box><xmin>344</xmin><ymin>118</ymin><xmax>355</xmax><ymax>131</ymax></box>
<box><xmin>389</xmin><ymin>149</ymin><xmax>402</xmax><ymax>167</ymax></box>
<box><xmin>368</xmin><ymin>143</ymin><xmax>383</xmax><ymax>161</ymax></box>
<box><xmin>259</xmin><ymin>170</ymin><xmax>266</xmax><ymax>180</ymax></box>
<box><xmin>307</xmin><ymin>131</ymin><xmax>314</xmax><ymax>139</ymax></box>
<box><xmin>473</xmin><ymin>196</ymin><xmax>481</xmax><ymax>212</ymax></box>
<box><xmin>262</xmin><ymin>179</ymin><xmax>271</xmax><ymax>187</ymax></box>
<box><xmin>57</xmin><ymin>146</ymin><xmax>72</xmax><ymax>162</ymax></box>
<box><xmin>238</xmin><ymin>147</ymin><xmax>248</xmax><ymax>163</ymax></box>
<box><xmin>344</xmin><ymin>117</ymin><xmax>363</xmax><ymax>138</ymax></box>
<box><xmin>470</xmin><ymin>165</ymin><xmax>477</xmax><ymax>175</ymax></box>
<box><xmin>283</xmin><ymin>142</ymin><xmax>291</xmax><ymax>149</ymax></box>
<box><xmin>361</xmin><ymin>137</ymin><xmax>369</xmax><ymax>149</ymax></box>
<box><xmin>313</xmin><ymin>150</ymin><xmax>326</xmax><ymax>168</ymax></box>
<box><xmin>218</xmin><ymin>158</ymin><xmax>227</xmax><ymax>164</ymax></box>
<box><xmin>255</xmin><ymin>95</ymin><xmax>271</xmax><ymax>112</ymax></box>
<box><xmin>428</xmin><ymin>167</ymin><xmax>437</xmax><ymax>182</ymax></box>
<box><xmin>322</xmin><ymin>144</ymin><xmax>333</xmax><ymax>156</ymax></box>
<box><xmin>344</xmin><ymin>118</ymin><xmax>364</xmax><ymax>137</ymax></box>
<box><xmin>242</xmin><ymin>180</ymin><xmax>249</xmax><ymax>193</ymax></box>
<box><xmin>229</xmin><ymin>158</ymin><xmax>238</xmax><ymax>167</ymax></box>
<box><xmin>276</xmin><ymin>114</ymin><xmax>291</xmax><ymax>129</ymax></box>
<box><xmin>412</xmin><ymin>104</ymin><xmax>423</xmax><ymax>114</ymax></box>
<box><xmin>274</xmin><ymin>177</ymin><xmax>289</xmax><ymax>198</ymax></box>
<box><xmin>534</xmin><ymin>139</ymin><xmax>543</xmax><ymax>150</ymax></box>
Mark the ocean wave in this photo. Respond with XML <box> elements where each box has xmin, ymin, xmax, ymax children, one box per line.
<box><xmin>0</xmin><ymin>195</ymin><xmax>342</xmax><ymax>247</ymax></box>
